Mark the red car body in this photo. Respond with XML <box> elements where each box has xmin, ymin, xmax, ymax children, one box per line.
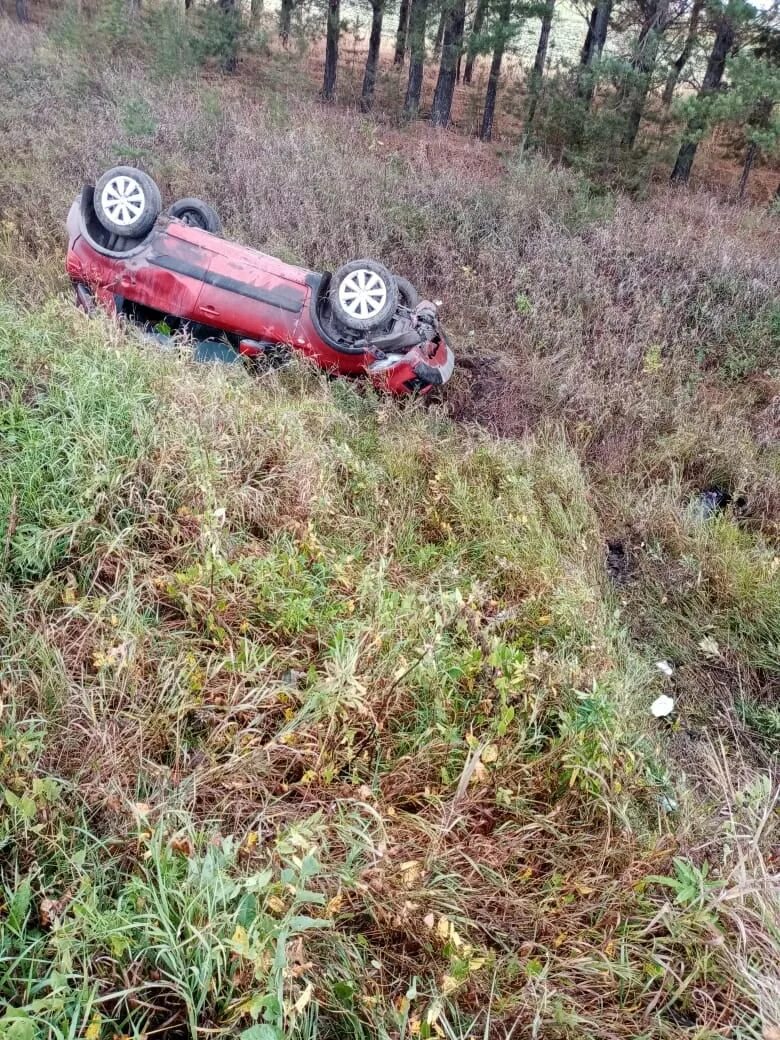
<box><xmin>66</xmin><ymin>189</ymin><xmax>454</xmax><ymax>395</ymax></box>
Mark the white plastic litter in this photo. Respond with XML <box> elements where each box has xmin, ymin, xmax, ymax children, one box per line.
<box><xmin>651</xmin><ymin>694</ymin><xmax>675</xmax><ymax>718</ymax></box>
<box><xmin>655</xmin><ymin>660</ymin><xmax>674</xmax><ymax>678</ymax></box>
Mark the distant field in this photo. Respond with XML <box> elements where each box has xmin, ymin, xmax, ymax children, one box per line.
<box><xmin>262</xmin><ymin>0</ymin><xmax>589</xmax><ymax>65</ymax></box>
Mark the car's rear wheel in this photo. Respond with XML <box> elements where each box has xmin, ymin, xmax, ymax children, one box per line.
<box><xmin>330</xmin><ymin>259</ymin><xmax>398</xmax><ymax>333</ymax></box>
<box><xmin>168</xmin><ymin>197</ymin><xmax>222</xmax><ymax>234</ymax></box>
<box><xmin>93</xmin><ymin>166</ymin><xmax>161</xmax><ymax>238</ymax></box>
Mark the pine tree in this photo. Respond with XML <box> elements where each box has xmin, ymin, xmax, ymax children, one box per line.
<box><xmin>481</xmin><ymin>0</ymin><xmax>512</xmax><ymax>139</ymax></box>
<box><xmin>464</xmin><ymin>0</ymin><xmax>491</xmax><ymax>84</ymax></box>
<box><xmin>526</xmin><ymin>0</ymin><xmax>555</xmax><ymax>126</ymax></box>
<box><xmin>323</xmin><ymin>0</ymin><xmax>341</xmax><ymax>100</ymax></box>
<box><xmin>217</xmin><ymin>0</ymin><xmax>240</xmax><ymax>72</ymax></box>
<box><xmin>662</xmin><ymin>0</ymin><xmax>704</xmax><ymax>106</ymax></box>
<box><xmin>279</xmin><ymin>0</ymin><xmax>296</xmax><ymax>45</ymax></box>
<box><xmin>670</xmin><ymin>0</ymin><xmax>758</xmax><ymax>184</ymax></box>
<box><xmin>394</xmin><ymin>0</ymin><xmax>412</xmax><ymax>63</ymax></box>
<box><xmin>621</xmin><ymin>0</ymin><xmax>673</xmax><ymax>148</ymax></box>
<box><xmin>361</xmin><ymin>0</ymin><xmax>386</xmax><ymax>111</ymax></box>
<box><xmin>577</xmin><ymin>0</ymin><xmax>613</xmax><ymax>106</ymax></box>
<box><xmin>703</xmin><ymin>47</ymin><xmax>780</xmax><ymax>197</ymax></box>
<box><xmin>431</xmin><ymin>0</ymin><xmax>467</xmax><ymax>125</ymax></box>
<box><xmin>404</xmin><ymin>0</ymin><xmax>430</xmax><ymax>115</ymax></box>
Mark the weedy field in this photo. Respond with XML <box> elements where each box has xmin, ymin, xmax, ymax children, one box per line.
<box><xmin>0</xmin><ymin>10</ymin><xmax>779</xmax><ymax>1040</ymax></box>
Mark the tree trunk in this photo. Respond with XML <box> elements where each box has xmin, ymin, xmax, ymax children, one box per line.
<box><xmin>404</xmin><ymin>0</ymin><xmax>429</xmax><ymax>115</ymax></box>
<box><xmin>185</xmin><ymin>0</ymin><xmax>192</xmax><ymax>10</ymax></box>
<box><xmin>15</xmin><ymin>0</ymin><xmax>29</xmax><ymax>19</ymax></box>
<box><xmin>433</xmin><ymin>1</ymin><xmax>448</xmax><ymax>57</ymax></box>
<box><xmin>463</xmin><ymin>0</ymin><xmax>489</xmax><ymax>85</ymax></box>
<box><xmin>577</xmin><ymin>0</ymin><xmax>611</xmax><ymax>105</ymax></box>
<box><xmin>361</xmin><ymin>0</ymin><xmax>385</xmax><ymax>111</ymax></box>
<box><xmin>322</xmin><ymin>0</ymin><xmax>340</xmax><ymax>100</ymax></box>
<box><xmin>394</xmin><ymin>0</ymin><xmax>411</xmax><ymax>64</ymax></box>
<box><xmin>431</xmin><ymin>0</ymin><xmax>466</xmax><ymax>126</ymax></box>
<box><xmin>526</xmin><ymin>0</ymin><xmax>555</xmax><ymax>126</ymax></box>
<box><xmin>250</xmin><ymin>0</ymin><xmax>262</xmax><ymax>22</ymax></box>
<box><xmin>279</xmin><ymin>0</ymin><xmax>295</xmax><ymax>45</ymax></box>
<box><xmin>670</xmin><ymin>13</ymin><xmax>735</xmax><ymax>184</ymax></box>
<box><xmin>480</xmin><ymin>0</ymin><xmax>510</xmax><ymax>141</ymax></box>
<box><xmin>218</xmin><ymin>0</ymin><xmax>239</xmax><ymax>72</ymax></box>
<box><xmin>621</xmin><ymin>0</ymin><xmax>670</xmax><ymax>148</ymax></box>
<box><xmin>579</xmin><ymin>5</ymin><xmax>597</xmax><ymax>65</ymax></box>
<box><xmin>662</xmin><ymin>0</ymin><xmax>704</xmax><ymax>106</ymax></box>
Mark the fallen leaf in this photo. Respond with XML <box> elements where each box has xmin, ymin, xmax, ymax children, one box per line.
<box><xmin>440</xmin><ymin>974</ymin><xmax>460</xmax><ymax>996</ymax></box>
<box><xmin>169</xmin><ymin>836</ymin><xmax>193</xmax><ymax>857</ymax></box>
<box><xmin>699</xmin><ymin>635</ymin><xmax>721</xmax><ymax>657</ymax></box>
<box><xmin>435</xmin><ymin>915</ymin><xmax>464</xmax><ymax>948</ymax></box>
<box><xmin>326</xmin><ymin>891</ymin><xmax>344</xmax><ymax>916</ymax></box>
<box><xmin>481</xmin><ymin>744</ymin><xmax>498</xmax><ymax>764</ymax></box>
<box><xmin>39</xmin><ymin>890</ymin><xmax>72</xmax><ymax>928</ymax></box>
<box><xmin>294</xmin><ymin>981</ymin><xmax>313</xmax><ymax>1014</ymax></box>
<box><xmin>85</xmin><ymin>1014</ymin><xmax>102</xmax><ymax>1040</ymax></box>
<box><xmin>426</xmin><ymin>998</ymin><xmax>444</xmax><ymax>1026</ymax></box>
<box><xmin>400</xmin><ymin>860</ymin><xmax>422</xmax><ymax>886</ymax></box>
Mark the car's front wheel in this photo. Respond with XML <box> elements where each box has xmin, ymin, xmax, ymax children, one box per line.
<box><xmin>93</xmin><ymin>166</ymin><xmax>161</xmax><ymax>238</ymax></box>
<box><xmin>329</xmin><ymin>259</ymin><xmax>399</xmax><ymax>333</ymax></box>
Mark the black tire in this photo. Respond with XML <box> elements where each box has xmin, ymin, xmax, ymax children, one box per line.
<box><xmin>395</xmin><ymin>275</ymin><xmax>420</xmax><ymax>309</ymax></box>
<box><xmin>329</xmin><ymin>258</ymin><xmax>399</xmax><ymax>332</ymax></box>
<box><xmin>168</xmin><ymin>197</ymin><xmax>222</xmax><ymax>234</ymax></box>
<box><xmin>93</xmin><ymin>166</ymin><xmax>161</xmax><ymax>239</ymax></box>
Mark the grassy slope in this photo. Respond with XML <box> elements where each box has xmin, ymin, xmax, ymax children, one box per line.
<box><xmin>0</xmin><ymin>12</ymin><xmax>779</xmax><ymax>1040</ymax></box>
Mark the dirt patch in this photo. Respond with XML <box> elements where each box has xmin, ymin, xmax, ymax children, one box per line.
<box><xmin>447</xmin><ymin>352</ymin><xmax>543</xmax><ymax>437</ymax></box>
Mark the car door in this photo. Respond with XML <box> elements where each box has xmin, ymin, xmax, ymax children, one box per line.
<box><xmin>125</xmin><ymin>229</ymin><xmax>214</xmax><ymax>322</ymax></box>
<box><xmin>194</xmin><ymin>243</ymin><xmax>308</xmax><ymax>343</ymax></box>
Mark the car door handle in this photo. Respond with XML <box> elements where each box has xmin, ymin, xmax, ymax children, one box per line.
<box><xmin>199</xmin><ymin>303</ymin><xmax>219</xmax><ymax>317</ymax></box>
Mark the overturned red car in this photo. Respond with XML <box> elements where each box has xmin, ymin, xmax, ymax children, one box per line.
<box><xmin>66</xmin><ymin>166</ymin><xmax>454</xmax><ymax>395</ymax></box>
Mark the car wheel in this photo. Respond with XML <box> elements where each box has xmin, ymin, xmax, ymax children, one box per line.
<box><xmin>395</xmin><ymin>276</ymin><xmax>420</xmax><ymax>309</ymax></box>
<box><xmin>167</xmin><ymin>197</ymin><xmax>223</xmax><ymax>234</ymax></box>
<box><xmin>93</xmin><ymin>166</ymin><xmax>161</xmax><ymax>238</ymax></box>
<box><xmin>330</xmin><ymin>259</ymin><xmax>399</xmax><ymax>333</ymax></box>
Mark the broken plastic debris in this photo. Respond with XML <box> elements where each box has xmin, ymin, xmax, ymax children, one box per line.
<box><xmin>655</xmin><ymin>660</ymin><xmax>674</xmax><ymax>678</ymax></box>
<box><xmin>692</xmin><ymin>487</ymin><xmax>731</xmax><ymax>520</ymax></box>
<box><xmin>651</xmin><ymin>694</ymin><xmax>675</xmax><ymax>718</ymax></box>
